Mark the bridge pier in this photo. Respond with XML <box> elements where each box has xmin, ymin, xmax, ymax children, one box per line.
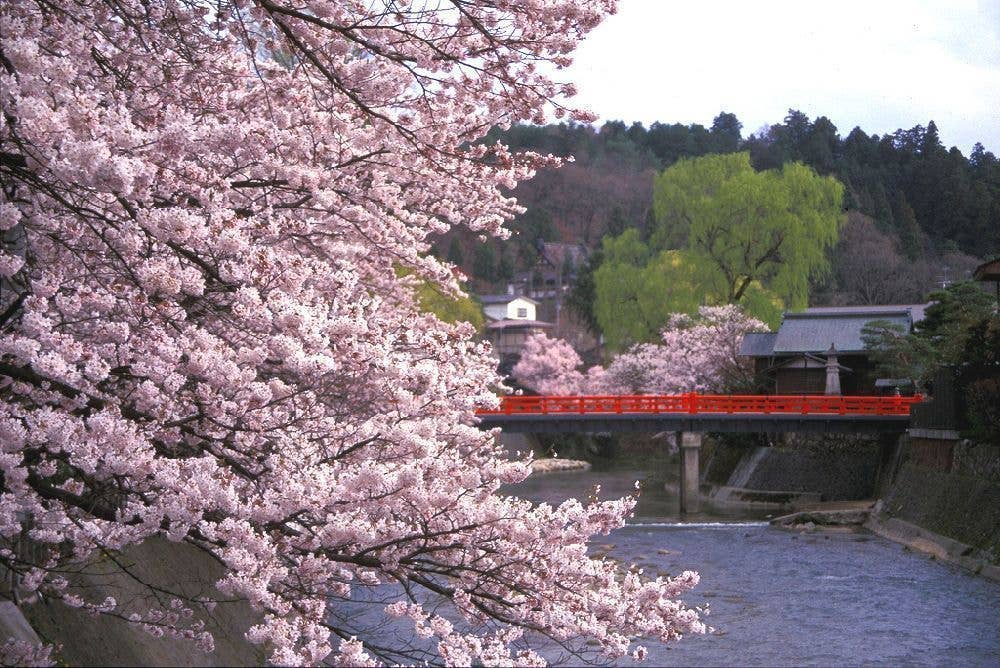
<box><xmin>678</xmin><ymin>432</ymin><xmax>702</xmax><ymax>515</ymax></box>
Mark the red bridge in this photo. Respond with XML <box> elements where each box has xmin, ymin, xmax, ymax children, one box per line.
<box><xmin>477</xmin><ymin>393</ymin><xmax>923</xmax><ymax>514</ymax></box>
<box><xmin>478</xmin><ymin>393</ymin><xmax>921</xmax><ymax>418</ymax></box>
<box><xmin>476</xmin><ymin>393</ymin><xmax>921</xmax><ymax>434</ymax></box>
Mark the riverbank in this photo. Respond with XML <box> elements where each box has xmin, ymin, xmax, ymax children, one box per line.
<box><xmin>712</xmin><ymin>434</ymin><xmax>1000</xmax><ymax>581</ymax></box>
<box><xmin>769</xmin><ymin>502</ymin><xmax>1000</xmax><ymax>580</ymax></box>
<box><xmin>506</xmin><ymin>467</ymin><xmax>1000</xmax><ymax>666</ymax></box>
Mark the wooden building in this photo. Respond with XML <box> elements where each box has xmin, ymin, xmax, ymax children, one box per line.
<box><xmin>739</xmin><ymin>305</ymin><xmax>927</xmax><ymax>395</ymax></box>
<box><xmin>477</xmin><ymin>293</ymin><xmax>553</xmax><ymax>375</ymax></box>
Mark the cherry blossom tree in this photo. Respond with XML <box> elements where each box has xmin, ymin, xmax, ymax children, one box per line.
<box><xmin>601</xmin><ymin>306</ymin><xmax>768</xmax><ymax>395</ymax></box>
<box><xmin>0</xmin><ymin>0</ymin><xmax>705</xmax><ymax>665</ymax></box>
<box><xmin>515</xmin><ymin>306</ymin><xmax>765</xmax><ymax>398</ymax></box>
<box><xmin>511</xmin><ymin>331</ymin><xmax>586</xmax><ymax>395</ymax></box>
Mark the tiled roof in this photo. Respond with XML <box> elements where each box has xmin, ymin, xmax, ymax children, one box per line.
<box><xmin>772</xmin><ymin>308</ymin><xmax>916</xmax><ymax>354</ymax></box>
<box><xmin>739</xmin><ymin>304</ymin><xmax>928</xmax><ymax>356</ymax></box>
<box><xmin>739</xmin><ymin>332</ymin><xmax>778</xmax><ymax>356</ymax></box>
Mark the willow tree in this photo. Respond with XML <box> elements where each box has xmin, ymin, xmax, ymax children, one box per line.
<box><xmin>593</xmin><ymin>231</ymin><xmax>720</xmax><ymax>349</ymax></box>
<box><xmin>652</xmin><ymin>152</ymin><xmax>844</xmax><ymax>310</ymax></box>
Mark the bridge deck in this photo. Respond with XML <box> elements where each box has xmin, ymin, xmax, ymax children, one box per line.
<box><xmin>475</xmin><ymin>394</ymin><xmax>921</xmax><ymax>434</ymax></box>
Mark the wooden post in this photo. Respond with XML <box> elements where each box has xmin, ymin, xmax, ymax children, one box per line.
<box><xmin>678</xmin><ymin>432</ymin><xmax>702</xmax><ymax>515</ymax></box>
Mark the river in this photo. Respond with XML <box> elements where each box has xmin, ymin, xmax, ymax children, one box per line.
<box><xmin>508</xmin><ymin>468</ymin><xmax>1000</xmax><ymax>666</ymax></box>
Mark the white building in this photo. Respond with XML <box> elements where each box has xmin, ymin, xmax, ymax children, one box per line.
<box><xmin>479</xmin><ymin>294</ymin><xmax>539</xmax><ymax>322</ymax></box>
<box><xmin>478</xmin><ymin>294</ymin><xmax>552</xmax><ymax>362</ymax></box>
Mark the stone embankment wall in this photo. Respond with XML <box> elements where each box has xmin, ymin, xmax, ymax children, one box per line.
<box><xmin>874</xmin><ymin>439</ymin><xmax>1000</xmax><ymax>567</ymax></box>
<box><xmin>708</xmin><ymin>432</ymin><xmax>1000</xmax><ymax>574</ymax></box>
<box><xmin>20</xmin><ymin>538</ymin><xmax>263</xmax><ymax>667</ymax></box>
<box><xmin>704</xmin><ymin>434</ymin><xmax>884</xmax><ymax>502</ymax></box>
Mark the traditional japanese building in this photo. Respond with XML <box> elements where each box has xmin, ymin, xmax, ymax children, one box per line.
<box><xmin>739</xmin><ymin>305</ymin><xmax>927</xmax><ymax>395</ymax></box>
<box><xmin>973</xmin><ymin>256</ymin><xmax>1000</xmax><ymax>307</ymax></box>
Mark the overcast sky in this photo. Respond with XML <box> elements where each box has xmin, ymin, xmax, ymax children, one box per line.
<box><xmin>564</xmin><ymin>0</ymin><xmax>1000</xmax><ymax>155</ymax></box>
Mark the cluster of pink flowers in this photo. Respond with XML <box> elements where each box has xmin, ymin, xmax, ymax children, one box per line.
<box><xmin>514</xmin><ymin>306</ymin><xmax>768</xmax><ymax>395</ymax></box>
<box><xmin>0</xmin><ymin>0</ymin><xmax>705</xmax><ymax>665</ymax></box>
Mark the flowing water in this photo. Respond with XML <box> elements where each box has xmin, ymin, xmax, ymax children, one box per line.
<box><xmin>507</xmin><ymin>469</ymin><xmax>1000</xmax><ymax>666</ymax></box>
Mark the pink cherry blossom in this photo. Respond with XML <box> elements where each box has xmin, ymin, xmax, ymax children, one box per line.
<box><xmin>0</xmin><ymin>0</ymin><xmax>705</xmax><ymax>665</ymax></box>
<box><xmin>512</xmin><ymin>331</ymin><xmax>587</xmax><ymax>395</ymax></box>
<box><xmin>515</xmin><ymin>306</ymin><xmax>767</xmax><ymax>397</ymax></box>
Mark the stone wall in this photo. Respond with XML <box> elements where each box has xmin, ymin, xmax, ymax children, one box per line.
<box><xmin>879</xmin><ymin>460</ymin><xmax>1000</xmax><ymax>565</ymax></box>
<box><xmin>21</xmin><ymin>538</ymin><xmax>264</xmax><ymax>667</ymax></box>
<box><xmin>952</xmin><ymin>440</ymin><xmax>1000</xmax><ymax>481</ymax></box>
<box><xmin>907</xmin><ymin>437</ymin><xmax>956</xmax><ymax>471</ymax></box>
<box><xmin>739</xmin><ymin>443</ymin><xmax>882</xmax><ymax>500</ymax></box>
<box><xmin>711</xmin><ymin>434</ymin><xmax>884</xmax><ymax>501</ymax></box>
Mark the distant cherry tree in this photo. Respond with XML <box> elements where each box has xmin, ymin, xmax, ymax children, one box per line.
<box><xmin>602</xmin><ymin>306</ymin><xmax>768</xmax><ymax>394</ymax></box>
<box><xmin>512</xmin><ymin>331</ymin><xmax>586</xmax><ymax>395</ymax></box>
<box><xmin>515</xmin><ymin>306</ymin><xmax>767</xmax><ymax>397</ymax></box>
<box><xmin>0</xmin><ymin>0</ymin><xmax>707</xmax><ymax>665</ymax></box>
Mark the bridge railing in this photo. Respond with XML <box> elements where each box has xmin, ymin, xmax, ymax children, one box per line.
<box><xmin>477</xmin><ymin>393</ymin><xmax>923</xmax><ymax>417</ymax></box>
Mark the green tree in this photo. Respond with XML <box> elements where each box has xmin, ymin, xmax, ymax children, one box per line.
<box><xmin>414</xmin><ymin>282</ymin><xmax>486</xmax><ymax>331</ymax></box>
<box><xmin>605</xmin><ymin>206</ymin><xmax>630</xmax><ymax>237</ymax></box>
<box><xmin>496</xmin><ymin>249</ymin><xmax>515</xmax><ymax>282</ymax></box>
<box><xmin>565</xmin><ymin>245</ymin><xmax>603</xmax><ymax>335</ymax></box>
<box><xmin>472</xmin><ymin>242</ymin><xmax>497</xmax><ymax>282</ymax></box>
<box><xmin>592</xmin><ymin>232</ymin><xmax>724</xmax><ymax>349</ymax></box>
<box><xmin>395</xmin><ymin>267</ymin><xmax>485</xmax><ymax>331</ymax></box>
<box><xmin>709</xmin><ymin>111</ymin><xmax>743</xmax><ymax>153</ymax></box>
<box><xmin>446</xmin><ymin>236</ymin><xmax>464</xmax><ymax>266</ymax></box>
<box><xmin>651</xmin><ymin>152</ymin><xmax>843</xmax><ymax>310</ymax></box>
<box><xmin>863</xmin><ymin>281</ymin><xmax>995</xmax><ymax>386</ymax></box>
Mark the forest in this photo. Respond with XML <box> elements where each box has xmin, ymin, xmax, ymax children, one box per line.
<box><xmin>442</xmin><ymin>111</ymin><xmax>998</xmax><ymax>336</ymax></box>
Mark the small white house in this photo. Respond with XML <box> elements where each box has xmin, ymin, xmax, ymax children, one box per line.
<box><xmin>479</xmin><ymin>294</ymin><xmax>538</xmax><ymax>322</ymax></box>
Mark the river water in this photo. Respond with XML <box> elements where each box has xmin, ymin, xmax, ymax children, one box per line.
<box><xmin>508</xmin><ymin>469</ymin><xmax>1000</xmax><ymax>666</ymax></box>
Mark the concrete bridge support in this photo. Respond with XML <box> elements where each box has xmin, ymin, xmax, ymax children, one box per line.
<box><xmin>678</xmin><ymin>432</ymin><xmax>702</xmax><ymax>514</ymax></box>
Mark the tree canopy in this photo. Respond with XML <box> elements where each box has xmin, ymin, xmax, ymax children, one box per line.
<box><xmin>652</xmin><ymin>152</ymin><xmax>843</xmax><ymax>309</ymax></box>
<box><xmin>0</xmin><ymin>1</ymin><xmax>705</xmax><ymax>665</ymax></box>
<box><xmin>589</xmin><ymin>154</ymin><xmax>840</xmax><ymax>347</ymax></box>
<box><xmin>487</xmin><ymin>112</ymin><xmax>997</xmax><ymax>330</ymax></box>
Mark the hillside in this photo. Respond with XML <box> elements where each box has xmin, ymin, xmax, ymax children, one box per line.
<box><xmin>440</xmin><ymin>111</ymin><xmax>996</xmax><ymax>313</ymax></box>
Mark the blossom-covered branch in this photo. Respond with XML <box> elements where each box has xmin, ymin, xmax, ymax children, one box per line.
<box><xmin>0</xmin><ymin>0</ymin><xmax>705</xmax><ymax>664</ymax></box>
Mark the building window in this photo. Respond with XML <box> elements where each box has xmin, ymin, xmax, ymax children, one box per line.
<box><xmin>516</xmin><ymin>307</ymin><xmax>528</xmax><ymax>318</ymax></box>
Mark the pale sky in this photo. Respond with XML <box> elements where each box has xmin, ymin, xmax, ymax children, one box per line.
<box><xmin>564</xmin><ymin>0</ymin><xmax>1000</xmax><ymax>155</ymax></box>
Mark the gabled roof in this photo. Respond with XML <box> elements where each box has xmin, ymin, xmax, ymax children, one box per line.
<box><xmin>772</xmin><ymin>306</ymin><xmax>920</xmax><ymax>354</ymax></box>
<box><xmin>478</xmin><ymin>294</ymin><xmax>539</xmax><ymax>305</ymax></box>
<box><xmin>739</xmin><ymin>304</ymin><xmax>928</xmax><ymax>357</ymax></box>
<box><xmin>973</xmin><ymin>257</ymin><xmax>1000</xmax><ymax>282</ymax></box>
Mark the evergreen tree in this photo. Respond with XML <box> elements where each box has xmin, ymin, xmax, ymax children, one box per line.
<box><xmin>709</xmin><ymin>111</ymin><xmax>743</xmax><ymax>153</ymax></box>
<box><xmin>446</xmin><ymin>236</ymin><xmax>465</xmax><ymax>266</ymax></box>
<box><xmin>472</xmin><ymin>243</ymin><xmax>498</xmax><ymax>282</ymax></box>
